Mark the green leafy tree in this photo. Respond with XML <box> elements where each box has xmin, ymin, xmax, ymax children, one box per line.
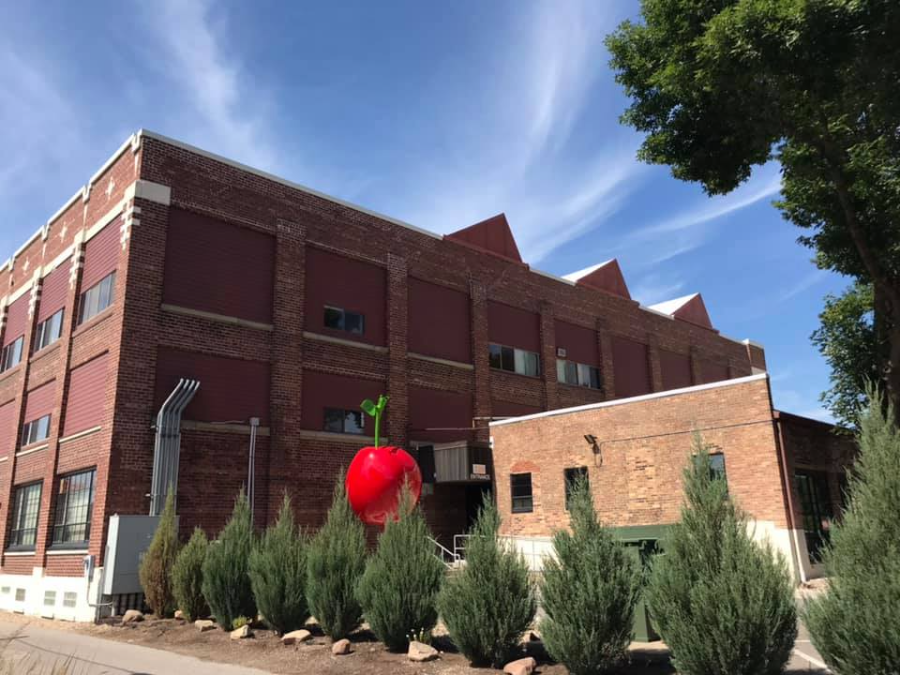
<box><xmin>606</xmin><ymin>0</ymin><xmax>900</xmax><ymax>420</ymax></box>
<box><xmin>540</xmin><ymin>475</ymin><xmax>641</xmax><ymax>674</ymax></box>
<box><xmin>138</xmin><ymin>491</ymin><xmax>180</xmax><ymax>617</ymax></box>
<box><xmin>202</xmin><ymin>491</ymin><xmax>257</xmax><ymax>630</ymax></box>
<box><xmin>646</xmin><ymin>438</ymin><xmax>797</xmax><ymax>675</ymax></box>
<box><xmin>805</xmin><ymin>389</ymin><xmax>900</xmax><ymax>674</ymax></box>
<box><xmin>437</xmin><ymin>494</ymin><xmax>536</xmax><ymax>668</ymax></box>
<box><xmin>306</xmin><ymin>470</ymin><xmax>367</xmax><ymax>641</ymax></box>
<box><xmin>172</xmin><ymin>527</ymin><xmax>209</xmax><ymax>621</ymax></box>
<box><xmin>357</xmin><ymin>485</ymin><xmax>444</xmax><ymax>651</ymax></box>
<box><xmin>812</xmin><ymin>282</ymin><xmax>878</xmax><ymax>427</ymax></box>
<box><xmin>249</xmin><ymin>494</ymin><xmax>310</xmax><ymax>635</ymax></box>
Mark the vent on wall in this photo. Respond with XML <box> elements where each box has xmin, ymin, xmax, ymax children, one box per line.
<box><xmin>557</xmin><ymin>347</ymin><xmax>567</xmax><ymax>358</ymax></box>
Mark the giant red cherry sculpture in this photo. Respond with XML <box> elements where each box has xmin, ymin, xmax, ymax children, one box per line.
<box><xmin>345</xmin><ymin>395</ymin><xmax>422</xmax><ymax>526</ymax></box>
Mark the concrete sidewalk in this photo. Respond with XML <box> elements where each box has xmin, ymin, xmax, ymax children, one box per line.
<box><xmin>0</xmin><ymin>618</ymin><xmax>271</xmax><ymax>675</ymax></box>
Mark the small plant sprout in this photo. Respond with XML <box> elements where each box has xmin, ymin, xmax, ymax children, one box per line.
<box><xmin>360</xmin><ymin>395</ymin><xmax>389</xmax><ymax>448</ymax></box>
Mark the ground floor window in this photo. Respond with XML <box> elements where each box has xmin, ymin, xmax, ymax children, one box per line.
<box><xmin>564</xmin><ymin>467</ymin><xmax>589</xmax><ymax>510</ymax></box>
<box><xmin>9</xmin><ymin>482</ymin><xmax>42</xmax><ymax>550</ymax></box>
<box><xmin>511</xmin><ymin>473</ymin><xmax>533</xmax><ymax>513</ymax></box>
<box><xmin>794</xmin><ymin>469</ymin><xmax>833</xmax><ymax>563</ymax></box>
<box><xmin>52</xmin><ymin>468</ymin><xmax>96</xmax><ymax>547</ymax></box>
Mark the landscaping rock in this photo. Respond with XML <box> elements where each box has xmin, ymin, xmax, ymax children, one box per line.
<box><xmin>282</xmin><ymin>629</ymin><xmax>312</xmax><ymax>645</ymax></box>
<box><xmin>408</xmin><ymin>641</ymin><xmax>439</xmax><ymax>662</ymax></box>
<box><xmin>503</xmin><ymin>657</ymin><xmax>537</xmax><ymax>675</ymax></box>
<box><xmin>195</xmin><ymin>619</ymin><xmax>216</xmax><ymax>632</ymax></box>
<box><xmin>231</xmin><ymin>624</ymin><xmax>252</xmax><ymax>640</ymax></box>
<box><xmin>174</xmin><ymin>610</ymin><xmax>185</xmax><ymax>621</ymax></box>
<box><xmin>331</xmin><ymin>638</ymin><xmax>352</xmax><ymax>655</ymax></box>
<box><xmin>121</xmin><ymin>610</ymin><xmax>144</xmax><ymax>625</ymax></box>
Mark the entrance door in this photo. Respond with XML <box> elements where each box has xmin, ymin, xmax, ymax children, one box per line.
<box><xmin>464</xmin><ymin>484</ymin><xmax>490</xmax><ymax>531</ymax></box>
<box><xmin>794</xmin><ymin>469</ymin><xmax>834</xmax><ymax>563</ymax></box>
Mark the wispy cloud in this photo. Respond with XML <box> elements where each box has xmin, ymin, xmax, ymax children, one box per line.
<box><xmin>778</xmin><ymin>269</ymin><xmax>829</xmax><ymax>302</ymax></box>
<box><xmin>138</xmin><ymin>0</ymin><xmax>281</xmax><ymax>171</ymax></box>
<box><xmin>631</xmin><ymin>274</ymin><xmax>686</xmax><ymax>306</ymax></box>
<box><xmin>392</xmin><ymin>0</ymin><xmax>646</xmax><ymax>263</ymax></box>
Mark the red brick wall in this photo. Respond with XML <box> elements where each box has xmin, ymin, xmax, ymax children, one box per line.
<box><xmin>488</xmin><ymin>301</ymin><xmax>540</xmax><ymax>352</ymax></box>
<box><xmin>612</xmin><ymin>335</ymin><xmax>652</xmax><ymax>398</ymax></box>
<box><xmin>408</xmin><ymin>277</ymin><xmax>471</xmax><ymax>363</ymax></box>
<box><xmin>491</xmin><ymin>376</ymin><xmax>790</xmax><ymax>537</ymax></box>
<box><xmin>63</xmin><ymin>353</ymin><xmax>109</xmax><ymax>436</ymax></box>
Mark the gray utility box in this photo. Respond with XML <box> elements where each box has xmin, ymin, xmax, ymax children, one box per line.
<box><xmin>103</xmin><ymin>514</ymin><xmax>177</xmax><ymax>595</ymax></box>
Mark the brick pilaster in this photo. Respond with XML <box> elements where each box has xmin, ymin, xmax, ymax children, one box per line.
<box><xmin>385</xmin><ymin>254</ymin><xmax>409</xmax><ymax>448</ymax></box>
<box><xmin>689</xmin><ymin>346</ymin><xmax>703</xmax><ymax>385</ymax></box>
<box><xmin>471</xmin><ymin>281</ymin><xmax>491</xmax><ymax>441</ymax></box>
<box><xmin>596</xmin><ymin>318</ymin><xmax>615</xmax><ymax>400</ymax></box>
<box><xmin>647</xmin><ymin>333</ymin><xmax>664</xmax><ymax>393</ymax></box>
<box><xmin>540</xmin><ymin>301</ymin><xmax>558</xmax><ymax>410</ymax></box>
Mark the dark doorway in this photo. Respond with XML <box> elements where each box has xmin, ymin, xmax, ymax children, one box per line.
<box><xmin>794</xmin><ymin>469</ymin><xmax>834</xmax><ymax>563</ymax></box>
<box><xmin>464</xmin><ymin>483</ymin><xmax>491</xmax><ymax>531</ymax></box>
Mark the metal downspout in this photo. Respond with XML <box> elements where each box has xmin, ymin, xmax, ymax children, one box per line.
<box><xmin>169</xmin><ymin>380</ymin><xmax>199</xmax><ymax>509</ymax></box>
<box><xmin>151</xmin><ymin>382</ymin><xmax>182</xmax><ymax>516</ymax></box>
<box><xmin>248</xmin><ymin>417</ymin><xmax>259</xmax><ymax>522</ymax></box>
<box><xmin>150</xmin><ymin>379</ymin><xmax>199</xmax><ymax>516</ymax></box>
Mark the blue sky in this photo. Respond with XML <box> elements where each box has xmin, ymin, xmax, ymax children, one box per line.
<box><xmin>1</xmin><ymin>0</ymin><xmax>847</xmax><ymax>420</ymax></box>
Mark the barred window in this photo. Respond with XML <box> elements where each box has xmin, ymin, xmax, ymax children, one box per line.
<box><xmin>9</xmin><ymin>483</ymin><xmax>42</xmax><ymax>550</ymax></box>
<box><xmin>52</xmin><ymin>469</ymin><xmax>96</xmax><ymax>547</ymax></box>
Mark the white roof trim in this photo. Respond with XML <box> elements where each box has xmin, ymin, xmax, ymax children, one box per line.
<box><xmin>562</xmin><ymin>259</ymin><xmax>614</xmax><ymax>283</ymax></box>
<box><xmin>137</xmin><ymin>129</ymin><xmax>442</xmax><ymax>241</ymax></box>
<box><xmin>531</xmin><ymin>268</ymin><xmax>575</xmax><ymax>286</ymax></box>
<box><xmin>649</xmin><ymin>292</ymin><xmax>700</xmax><ymax>316</ymax></box>
<box><xmin>489</xmin><ymin>373</ymin><xmax>770</xmax><ymax>428</ymax></box>
<box><xmin>638</xmin><ymin>304</ymin><xmax>675</xmax><ymax>320</ymax></box>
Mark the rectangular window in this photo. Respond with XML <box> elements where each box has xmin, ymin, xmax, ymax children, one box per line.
<box><xmin>490</xmin><ymin>343</ymin><xmax>540</xmax><ymax>377</ymax></box>
<box><xmin>78</xmin><ymin>272</ymin><xmax>116</xmax><ymax>325</ymax></box>
<box><xmin>63</xmin><ymin>592</ymin><xmax>77</xmax><ymax>608</ymax></box>
<box><xmin>44</xmin><ymin>590</ymin><xmax>56</xmax><ymax>607</ymax></box>
<box><xmin>794</xmin><ymin>469</ymin><xmax>833</xmax><ymax>563</ymax></box>
<box><xmin>9</xmin><ymin>482</ymin><xmax>42</xmax><ymax>550</ymax></box>
<box><xmin>21</xmin><ymin>414</ymin><xmax>51</xmax><ymax>447</ymax></box>
<box><xmin>1</xmin><ymin>587</ymin><xmax>9</xmax><ymax>595</ymax></box>
<box><xmin>15</xmin><ymin>589</ymin><xmax>25</xmax><ymax>602</ymax></box>
<box><xmin>34</xmin><ymin>309</ymin><xmax>64</xmax><ymax>352</ymax></box>
<box><xmin>693</xmin><ymin>453</ymin><xmax>727</xmax><ymax>483</ymax></box>
<box><xmin>323</xmin><ymin>408</ymin><xmax>365</xmax><ymax>435</ymax></box>
<box><xmin>323</xmin><ymin>305</ymin><xmax>365</xmax><ymax>335</ymax></box>
<box><xmin>556</xmin><ymin>359</ymin><xmax>601</xmax><ymax>389</ymax></box>
<box><xmin>1</xmin><ymin>336</ymin><xmax>24</xmax><ymax>372</ymax></box>
<box><xmin>511</xmin><ymin>473</ymin><xmax>533</xmax><ymax>513</ymax></box>
<box><xmin>52</xmin><ymin>469</ymin><xmax>96</xmax><ymax>547</ymax></box>
<box><xmin>564</xmin><ymin>467</ymin><xmax>589</xmax><ymax>510</ymax></box>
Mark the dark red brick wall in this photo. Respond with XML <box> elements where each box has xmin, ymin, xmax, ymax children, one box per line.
<box><xmin>4</xmin><ymin>295</ymin><xmax>28</xmax><ymax>346</ymax></box>
<box><xmin>555</xmin><ymin>319</ymin><xmax>600</xmax><ymax>366</ymax></box>
<box><xmin>301</xmin><ymin>370</ymin><xmax>385</xmax><ymax>436</ymax></box>
<box><xmin>408</xmin><ymin>277</ymin><xmax>471</xmax><ymax>363</ymax></box>
<box><xmin>488</xmin><ymin>301</ymin><xmax>540</xmax><ymax>352</ymax></box>
<box><xmin>611</xmin><ymin>335</ymin><xmax>652</xmax><ymax>398</ymax></box>
<box><xmin>659</xmin><ymin>348</ymin><xmax>692</xmax><ymax>390</ymax></box>
<box><xmin>37</xmin><ymin>262</ymin><xmax>69</xmax><ymax>323</ymax></box>
<box><xmin>408</xmin><ymin>387</ymin><xmax>474</xmax><ymax>444</ymax></box>
<box><xmin>63</xmin><ymin>353</ymin><xmax>109</xmax><ymax>436</ymax></box>
<box><xmin>81</xmin><ymin>223</ymin><xmax>119</xmax><ymax>291</ymax></box>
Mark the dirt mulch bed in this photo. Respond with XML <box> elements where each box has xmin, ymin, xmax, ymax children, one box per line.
<box><xmin>75</xmin><ymin>616</ymin><xmax>674</xmax><ymax>675</ymax></box>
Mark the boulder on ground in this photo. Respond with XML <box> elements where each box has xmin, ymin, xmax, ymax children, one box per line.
<box><xmin>408</xmin><ymin>641</ymin><xmax>439</xmax><ymax>662</ymax></box>
<box><xmin>121</xmin><ymin>610</ymin><xmax>144</xmax><ymax>625</ymax></box>
<box><xmin>504</xmin><ymin>657</ymin><xmax>537</xmax><ymax>675</ymax></box>
<box><xmin>231</xmin><ymin>624</ymin><xmax>252</xmax><ymax>640</ymax></box>
<box><xmin>282</xmin><ymin>629</ymin><xmax>312</xmax><ymax>646</ymax></box>
<box><xmin>332</xmin><ymin>638</ymin><xmax>352</xmax><ymax>655</ymax></box>
<box><xmin>195</xmin><ymin>619</ymin><xmax>216</xmax><ymax>632</ymax></box>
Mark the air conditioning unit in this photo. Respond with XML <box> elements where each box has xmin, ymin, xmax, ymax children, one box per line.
<box><xmin>557</xmin><ymin>347</ymin><xmax>567</xmax><ymax>358</ymax></box>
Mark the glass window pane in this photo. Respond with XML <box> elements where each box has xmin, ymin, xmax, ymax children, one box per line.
<box><xmin>344</xmin><ymin>411</ymin><xmax>364</xmax><ymax>435</ymax></box>
<box><xmin>323</xmin><ymin>306</ymin><xmax>344</xmax><ymax>330</ymax></box>
<box><xmin>589</xmin><ymin>367</ymin><xmax>602</xmax><ymax>390</ymax></box>
<box><xmin>345</xmin><ymin>311</ymin><xmax>365</xmax><ymax>335</ymax></box>
<box><xmin>323</xmin><ymin>408</ymin><xmax>344</xmax><ymax>433</ymax></box>
<box><xmin>514</xmin><ymin>349</ymin><xmax>526</xmax><ymax>375</ymax></box>
<box><xmin>556</xmin><ymin>359</ymin><xmax>567</xmax><ymax>383</ymax></box>
<box><xmin>566</xmin><ymin>361</ymin><xmax>577</xmax><ymax>385</ymax></box>
<box><xmin>526</xmin><ymin>351</ymin><xmax>540</xmax><ymax>377</ymax></box>
<box><xmin>489</xmin><ymin>344</ymin><xmax>503</xmax><ymax>369</ymax></box>
<box><xmin>501</xmin><ymin>346</ymin><xmax>515</xmax><ymax>372</ymax></box>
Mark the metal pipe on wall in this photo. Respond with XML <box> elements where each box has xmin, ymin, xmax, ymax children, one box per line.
<box><xmin>150</xmin><ymin>379</ymin><xmax>199</xmax><ymax>516</ymax></box>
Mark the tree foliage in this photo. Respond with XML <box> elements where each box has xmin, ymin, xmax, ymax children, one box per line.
<box><xmin>202</xmin><ymin>492</ymin><xmax>257</xmax><ymax>630</ymax></box>
<box><xmin>437</xmin><ymin>494</ymin><xmax>536</xmax><ymax>668</ymax></box>
<box><xmin>306</xmin><ymin>471</ymin><xmax>367</xmax><ymax>641</ymax></box>
<box><xmin>172</xmin><ymin>527</ymin><xmax>209</xmax><ymax>621</ymax></box>
<box><xmin>805</xmin><ymin>390</ymin><xmax>900</xmax><ymax>674</ymax></box>
<box><xmin>540</xmin><ymin>475</ymin><xmax>641</xmax><ymax>675</ymax></box>
<box><xmin>138</xmin><ymin>491</ymin><xmax>180</xmax><ymax>617</ymax></box>
<box><xmin>357</xmin><ymin>486</ymin><xmax>444</xmax><ymax>652</ymax></box>
<box><xmin>811</xmin><ymin>282</ymin><xmax>878</xmax><ymax>426</ymax></box>
<box><xmin>646</xmin><ymin>437</ymin><xmax>797</xmax><ymax>675</ymax></box>
<box><xmin>249</xmin><ymin>494</ymin><xmax>310</xmax><ymax>635</ymax></box>
<box><xmin>607</xmin><ymin>0</ymin><xmax>900</xmax><ymax>419</ymax></box>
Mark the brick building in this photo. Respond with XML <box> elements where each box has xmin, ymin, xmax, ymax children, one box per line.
<box><xmin>490</xmin><ymin>375</ymin><xmax>855</xmax><ymax>583</ymax></box>
<box><xmin>0</xmin><ymin>130</ymin><xmax>841</xmax><ymax>621</ymax></box>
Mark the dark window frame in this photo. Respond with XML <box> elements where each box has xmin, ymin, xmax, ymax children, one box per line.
<box><xmin>1</xmin><ymin>336</ymin><xmax>24</xmax><ymax>373</ymax></box>
<box><xmin>323</xmin><ymin>305</ymin><xmax>366</xmax><ymax>335</ymax></box>
<box><xmin>51</xmin><ymin>468</ymin><xmax>96</xmax><ymax>548</ymax></box>
<box><xmin>511</xmin><ymin>473</ymin><xmax>533</xmax><ymax>513</ymax></box>
<box><xmin>556</xmin><ymin>359</ymin><xmax>601</xmax><ymax>389</ymax></box>
<box><xmin>489</xmin><ymin>343</ymin><xmax>541</xmax><ymax>377</ymax></box>
<box><xmin>78</xmin><ymin>272</ymin><xmax>116</xmax><ymax>325</ymax></box>
<box><xmin>323</xmin><ymin>407</ymin><xmax>365</xmax><ymax>435</ymax></box>
<box><xmin>8</xmin><ymin>482</ymin><xmax>42</xmax><ymax>551</ymax></box>
<box><xmin>21</xmin><ymin>414</ymin><xmax>51</xmax><ymax>447</ymax></box>
<box><xmin>564</xmin><ymin>467</ymin><xmax>589</xmax><ymax>511</ymax></box>
<box><xmin>794</xmin><ymin>469</ymin><xmax>834</xmax><ymax>563</ymax></box>
<box><xmin>34</xmin><ymin>309</ymin><xmax>65</xmax><ymax>353</ymax></box>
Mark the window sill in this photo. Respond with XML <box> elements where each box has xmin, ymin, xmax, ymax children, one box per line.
<box><xmin>490</xmin><ymin>367</ymin><xmax>542</xmax><ymax>381</ymax></box>
<box><xmin>30</xmin><ymin>342</ymin><xmax>62</xmax><ymax>364</ymax></box>
<box><xmin>4</xmin><ymin>550</ymin><xmax>35</xmax><ymax>557</ymax></box>
<box><xmin>16</xmin><ymin>443</ymin><xmax>49</xmax><ymax>457</ymax></box>
<box><xmin>303</xmin><ymin>331</ymin><xmax>388</xmax><ymax>353</ymax></box>
<box><xmin>72</xmin><ymin>306</ymin><xmax>115</xmax><ymax>338</ymax></box>
<box><xmin>556</xmin><ymin>382</ymin><xmax>603</xmax><ymax>393</ymax></box>
<box><xmin>511</xmin><ymin>509</ymin><xmax>534</xmax><ymax>515</ymax></box>
<box><xmin>47</xmin><ymin>547</ymin><xmax>89</xmax><ymax>556</ymax></box>
<box><xmin>58</xmin><ymin>426</ymin><xmax>102</xmax><ymax>445</ymax></box>
<box><xmin>161</xmin><ymin>304</ymin><xmax>274</xmax><ymax>332</ymax></box>
<box><xmin>408</xmin><ymin>352</ymin><xmax>474</xmax><ymax>371</ymax></box>
<box><xmin>0</xmin><ymin>363</ymin><xmax>24</xmax><ymax>382</ymax></box>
